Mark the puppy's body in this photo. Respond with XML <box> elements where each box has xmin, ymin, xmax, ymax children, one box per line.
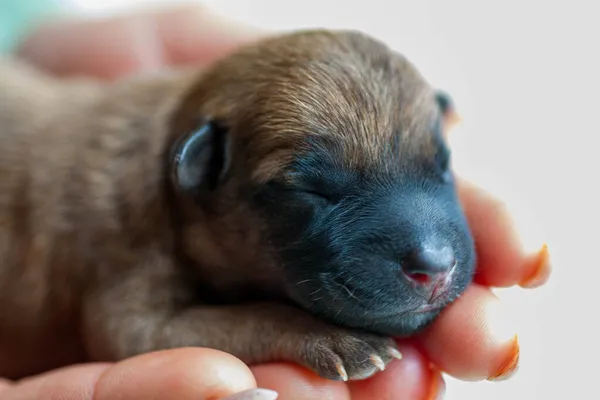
<box><xmin>0</xmin><ymin>59</ymin><xmax>192</xmax><ymax>376</ymax></box>
<box><xmin>0</xmin><ymin>31</ymin><xmax>475</xmax><ymax>380</ymax></box>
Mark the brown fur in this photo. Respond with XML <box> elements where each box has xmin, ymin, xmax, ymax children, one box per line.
<box><xmin>0</xmin><ymin>30</ymin><xmax>453</xmax><ymax>380</ymax></box>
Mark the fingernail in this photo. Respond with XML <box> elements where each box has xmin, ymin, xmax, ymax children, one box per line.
<box><xmin>444</xmin><ymin>112</ymin><xmax>462</xmax><ymax>134</ymax></box>
<box><xmin>487</xmin><ymin>297</ymin><xmax>518</xmax><ymax>345</ymax></box>
<box><xmin>487</xmin><ymin>334</ymin><xmax>520</xmax><ymax>381</ymax></box>
<box><xmin>426</xmin><ymin>368</ymin><xmax>446</xmax><ymax>400</ymax></box>
<box><xmin>220</xmin><ymin>388</ymin><xmax>278</xmax><ymax>400</ymax></box>
<box><xmin>520</xmin><ymin>243</ymin><xmax>552</xmax><ymax>288</ymax></box>
<box><xmin>436</xmin><ymin>377</ymin><xmax>447</xmax><ymax>400</ymax></box>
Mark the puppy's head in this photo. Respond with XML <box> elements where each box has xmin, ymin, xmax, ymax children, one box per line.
<box><xmin>167</xmin><ymin>30</ymin><xmax>475</xmax><ymax>336</ymax></box>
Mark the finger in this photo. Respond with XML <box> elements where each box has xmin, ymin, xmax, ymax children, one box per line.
<box><xmin>94</xmin><ymin>348</ymin><xmax>258</xmax><ymax>400</ymax></box>
<box><xmin>16</xmin><ymin>4</ymin><xmax>265</xmax><ymax>80</ymax></box>
<box><xmin>0</xmin><ymin>378</ymin><xmax>13</xmax><ymax>395</ymax></box>
<box><xmin>153</xmin><ymin>4</ymin><xmax>266</xmax><ymax>66</ymax></box>
<box><xmin>347</xmin><ymin>343</ymin><xmax>443</xmax><ymax>400</ymax></box>
<box><xmin>457</xmin><ymin>177</ymin><xmax>552</xmax><ymax>288</ymax></box>
<box><xmin>3</xmin><ymin>348</ymin><xmax>258</xmax><ymax>400</ymax></box>
<box><xmin>3</xmin><ymin>363</ymin><xmax>110</xmax><ymax>400</ymax></box>
<box><xmin>251</xmin><ymin>363</ymin><xmax>350</xmax><ymax>400</ymax></box>
<box><xmin>417</xmin><ymin>284</ymin><xmax>519</xmax><ymax>382</ymax></box>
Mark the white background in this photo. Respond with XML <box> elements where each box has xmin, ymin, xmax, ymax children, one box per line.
<box><xmin>55</xmin><ymin>0</ymin><xmax>600</xmax><ymax>398</ymax></box>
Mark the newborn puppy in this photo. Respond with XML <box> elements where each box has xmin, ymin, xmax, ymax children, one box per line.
<box><xmin>0</xmin><ymin>30</ymin><xmax>475</xmax><ymax>381</ymax></box>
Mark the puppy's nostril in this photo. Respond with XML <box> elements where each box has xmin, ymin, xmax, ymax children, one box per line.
<box><xmin>400</xmin><ymin>244</ymin><xmax>456</xmax><ymax>301</ymax></box>
<box><xmin>406</xmin><ymin>272</ymin><xmax>431</xmax><ymax>284</ymax></box>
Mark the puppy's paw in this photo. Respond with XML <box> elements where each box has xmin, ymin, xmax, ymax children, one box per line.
<box><xmin>301</xmin><ymin>330</ymin><xmax>402</xmax><ymax>381</ymax></box>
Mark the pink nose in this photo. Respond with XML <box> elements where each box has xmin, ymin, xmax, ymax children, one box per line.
<box><xmin>400</xmin><ymin>245</ymin><xmax>456</xmax><ymax>302</ymax></box>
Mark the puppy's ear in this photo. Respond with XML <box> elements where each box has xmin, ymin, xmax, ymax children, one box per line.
<box><xmin>435</xmin><ymin>90</ymin><xmax>461</xmax><ymax>134</ymax></box>
<box><xmin>169</xmin><ymin>119</ymin><xmax>231</xmax><ymax>196</ymax></box>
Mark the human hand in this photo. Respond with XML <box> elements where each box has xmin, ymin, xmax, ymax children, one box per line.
<box><xmin>8</xmin><ymin>4</ymin><xmax>551</xmax><ymax>399</ymax></box>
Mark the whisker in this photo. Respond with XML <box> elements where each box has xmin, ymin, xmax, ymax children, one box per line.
<box><xmin>295</xmin><ymin>279</ymin><xmax>317</xmax><ymax>286</ymax></box>
<box><xmin>330</xmin><ymin>270</ymin><xmax>345</xmax><ymax>280</ymax></box>
<box><xmin>330</xmin><ymin>276</ymin><xmax>363</xmax><ymax>304</ymax></box>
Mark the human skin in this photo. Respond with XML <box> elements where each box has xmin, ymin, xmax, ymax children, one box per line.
<box><xmin>0</xmin><ymin>4</ymin><xmax>551</xmax><ymax>400</ymax></box>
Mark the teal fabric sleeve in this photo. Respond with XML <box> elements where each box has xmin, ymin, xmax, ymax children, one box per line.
<box><xmin>0</xmin><ymin>0</ymin><xmax>65</xmax><ymax>53</ymax></box>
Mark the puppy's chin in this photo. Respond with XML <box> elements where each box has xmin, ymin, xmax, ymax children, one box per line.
<box><xmin>343</xmin><ymin>307</ymin><xmax>442</xmax><ymax>337</ymax></box>
<box><xmin>284</xmin><ymin>280</ymin><xmax>449</xmax><ymax>337</ymax></box>
<box><xmin>306</xmin><ymin>298</ymin><xmax>443</xmax><ymax>336</ymax></box>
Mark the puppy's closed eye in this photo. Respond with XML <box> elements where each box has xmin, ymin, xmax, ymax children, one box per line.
<box><xmin>267</xmin><ymin>179</ymin><xmax>337</xmax><ymax>206</ymax></box>
<box><xmin>279</xmin><ymin>164</ymin><xmax>356</xmax><ymax>205</ymax></box>
<box><xmin>297</xmin><ymin>188</ymin><xmax>336</xmax><ymax>204</ymax></box>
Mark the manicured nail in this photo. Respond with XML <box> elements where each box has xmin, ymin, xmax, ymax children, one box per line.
<box><xmin>435</xmin><ymin>377</ymin><xmax>447</xmax><ymax>400</ymax></box>
<box><xmin>426</xmin><ymin>368</ymin><xmax>446</xmax><ymax>400</ymax></box>
<box><xmin>445</xmin><ymin>111</ymin><xmax>462</xmax><ymax>132</ymax></box>
<box><xmin>487</xmin><ymin>335</ymin><xmax>520</xmax><ymax>381</ymax></box>
<box><xmin>335</xmin><ymin>362</ymin><xmax>349</xmax><ymax>381</ymax></box>
<box><xmin>220</xmin><ymin>388</ymin><xmax>278</xmax><ymax>400</ymax></box>
<box><xmin>370</xmin><ymin>354</ymin><xmax>386</xmax><ymax>371</ymax></box>
<box><xmin>520</xmin><ymin>243</ymin><xmax>552</xmax><ymax>288</ymax></box>
<box><xmin>388</xmin><ymin>347</ymin><xmax>403</xmax><ymax>360</ymax></box>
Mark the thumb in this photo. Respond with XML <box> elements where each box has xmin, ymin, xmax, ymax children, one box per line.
<box><xmin>0</xmin><ymin>348</ymin><xmax>275</xmax><ymax>400</ymax></box>
<box><xmin>15</xmin><ymin>4</ymin><xmax>265</xmax><ymax>80</ymax></box>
